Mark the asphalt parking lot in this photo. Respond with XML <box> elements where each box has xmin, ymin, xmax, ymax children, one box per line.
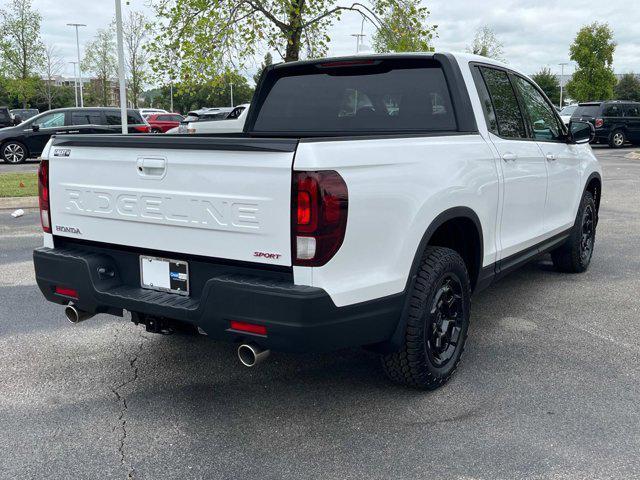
<box><xmin>0</xmin><ymin>146</ymin><xmax>639</xmax><ymax>479</ymax></box>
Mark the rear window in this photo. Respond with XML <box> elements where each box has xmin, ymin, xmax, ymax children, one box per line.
<box><xmin>253</xmin><ymin>60</ymin><xmax>457</xmax><ymax>134</ymax></box>
<box><xmin>0</xmin><ymin>109</ymin><xmax>9</xmax><ymax>120</ymax></box>
<box><xmin>572</xmin><ymin>105</ymin><xmax>600</xmax><ymax>118</ymax></box>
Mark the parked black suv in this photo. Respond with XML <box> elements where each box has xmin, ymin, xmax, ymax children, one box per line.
<box><xmin>0</xmin><ymin>107</ymin><xmax>13</xmax><ymax>129</ymax></box>
<box><xmin>0</xmin><ymin>107</ymin><xmax>149</xmax><ymax>163</ymax></box>
<box><xmin>571</xmin><ymin>100</ymin><xmax>640</xmax><ymax>148</ymax></box>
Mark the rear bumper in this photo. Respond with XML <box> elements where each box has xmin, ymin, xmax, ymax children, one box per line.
<box><xmin>33</xmin><ymin>243</ymin><xmax>403</xmax><ymax>352</ymax></box>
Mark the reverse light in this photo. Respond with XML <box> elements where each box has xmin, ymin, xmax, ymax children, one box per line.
<box><xmin>595</xmin><ymin>118</ymin><xmax>604</xmax><ymax>128</ymax></box>
<box><xmin>38</xmin><ymin>159</ymin><xmax>51</xmax><ymax>233</ymax></box>
<box><xmin>292</xmin><ymin>171</ymin><xmax>348</xmax><ymax>267</ymax></box>
<box><xmin>230</xmin><ymin>321</ymin><xmax>267</xmax><ymax>336</ymax></box>
<box><xmin>55</xmin><ymin>286</ymin><xmax>78</xmax><ymax>298</ymax></box>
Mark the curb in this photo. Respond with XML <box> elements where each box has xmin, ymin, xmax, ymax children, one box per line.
<box><xmin>0</xmin><ymin>196</ymin><xmax>39</xmax><ymax>210</ymax></box>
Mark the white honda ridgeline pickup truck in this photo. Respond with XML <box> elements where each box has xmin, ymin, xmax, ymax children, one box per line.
<box><xmin>33</xmin><ymin>53</ymin><xmax>601</xmax><ymax>390</ymax></box>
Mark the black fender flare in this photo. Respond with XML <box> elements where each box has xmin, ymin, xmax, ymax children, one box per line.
<box><xmin>582</xmin><ymin>171</ymin><xmax>602</xmax><ymax>224</ymax></box>
<box><xmin>376</xmin><ymin>206</ymin><xmax>485</xmax><ymax>353</ymax></box>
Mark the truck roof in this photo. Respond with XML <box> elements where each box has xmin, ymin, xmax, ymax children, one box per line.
<box><xmin>269</xmin><ymin>51</ymin><xmax>509</xmax><ymax>71</ymax></box>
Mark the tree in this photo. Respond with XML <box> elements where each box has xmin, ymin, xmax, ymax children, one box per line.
<box><xmin>41</xmin><ymin>44</ymin><xmax>65</xmax><ymax>110</ymax></box>
<box><xmin>253</xmin><ymin>52</ymin><xmax>274</xmax><ymax>86</ymax></box>
<box><xmin>468</xmin><ymin>26</ymin><xmax>504</xmax><ymax>60</ymax></box>
<box><xmin>148</xmin><ymin>0</ymin><xmax>432</xmax><ymax>87</ymax></box>
<box><xmin>82</xmin><ymin>28</ymin><xmax>117</xmax><ymax>106</ymax></box>
<box><xmin>123</xmin><ymin>11</ymin><xmax>150</xmax><ymax>108</ymax></box>
<box><xmin>146</xmin><ymin>71</ymin><xmax>254</xmax><ymax>113</ymax></box>
<box><xmin>0</xmin><ymin>0</ymin><xmax>45</xmax><ymax>107</ymax></box>
<box><xmin>565</xmin><ymin>22</ymin><xmax>617</xmax><ymax>102</ymax></box>
<box><xmin>531</xmin><ymin>67</ymin><xmax>560</xmax><ymax>106</ymax></box>
<box><xmin>615</xmin><ymin>73</ymin><xmax>640</xmax><ymax>102</ymax></box>
<box><xmin>372</xmin><ymin>0</ymin><xmax>437</xmax><ymax>53</ymax></box>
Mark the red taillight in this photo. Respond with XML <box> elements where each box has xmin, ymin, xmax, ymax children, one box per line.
<box><xmin>38</xmin><ymin>159</ymin><xmax>51</xmax><ymax>233</ymax></box>
<box><xmin>133</xmin><ymin>125</ymin><xmax>150</xmax><ymax>133</ymax></box>
<box><xmin>55</xmin><ymin>286</ymin><xmax>78</xmax><ymax>298</ymax></box>
<box><xmin>292</xmin><ymin>171</ymin><xmax>348</xmax><ymax>267</ymax></box>
<box><xmin>595</xmin><ymin>118</ymin><xmax>604</xmax><ymax>128</ymax></box>
<box><xmin>230</xmin><ymin>321</ymin><xmax>267</xmax><ymax>336</ymax></box>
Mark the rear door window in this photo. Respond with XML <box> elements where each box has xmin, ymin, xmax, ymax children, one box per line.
<box><xmin>253</xmin><ymin>60</ymin><xmax>457</xmax><ymax>134</ymax></box>
<box><xmin>71</xmin><ymin>110</ymin><xmax>103</xmax><ymax>125</ymax></box>
<box><xmin>603</xmin><ymin>104</ymin><xmax>623</xmax><ymax>117</ymax></box>
<box><xmin>479</xmin><ymin>67</ymin><xmax>527</xmax><ymax>139</ymax></box>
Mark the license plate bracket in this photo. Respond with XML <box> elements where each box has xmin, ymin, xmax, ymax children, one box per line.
<box><xmin>140</xmin><ymin>256</ymin><xmax>189</xmax><ymax>296</ymax></box>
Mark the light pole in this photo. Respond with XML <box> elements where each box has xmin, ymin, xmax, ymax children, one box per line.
<box><xmin>350</xmin><ymin>33</ymin><xmax>366</xmax><ymax>53</ymax></box>
<box><xmin>169</xmin><ymin>80</ymin><xmax>174</xmax><ymax>112</ymax></box>
<box><xmin>69</xmin><ymin>62</ymin><xmax>79</xmax><ymax>107</ymax></box>
<box><xmin>559</xmin><ymin>62</ymin><xmax>570</xmax><ymax>108</ymax></box>
<box><xmin>230</xmin><ymin>82</ymin><xmax>234</xmax><ymax>107</ymax></box>
<box><xmin>114</xmin><ymin>0</ymin><xmax>128</xmax><ymax>134</ymax></box>
<box><xmin>67</xmin><ymin>23</ymin><xmax>86</xmax><ymax>107</ymax></box>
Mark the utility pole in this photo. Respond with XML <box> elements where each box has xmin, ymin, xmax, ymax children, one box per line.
<box><xmin>115</xmin><ymin>0</ymin><xmax>128</xmax><ymax>134</ymax></box>
<box><xmin>69</xmin><ymin>62</ymin><xmax>79</xmax><ymax>107</ymax></box>
<box><xmin>559</xmin><ymin>62</ymin><xmax>570</xmax><ymax>108</ymax></box>
<box><xmin>230</xmin><ymin>82</ymin><xmax>234</xmax><ymax>107</ymax></box>
<box><xmin>67</xmin><ymin>23</ymin><xmax>86</xmax><ymax>107</ymax></box>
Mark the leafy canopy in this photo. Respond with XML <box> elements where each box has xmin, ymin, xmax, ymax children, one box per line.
<box><xmin>615</xmin><ymin>73</ymin><xmax>640</xmax><ymax>102</ymax></box>
<box><xmin>0</xmin><ymin>0</ymin><xmax>45</xmax><ymax>107</ymax></box>
<box><xmin>566</xmin><ymin>22</ymin><xmax>617</xmax><ymax>102</ymax></box>
<box><xmin>468</xmin><ymin>26</ymin><xmax>504</xmax><ymax>61</ymax></box>
<box><xmin>148</xmin><ymin>0</ymin><xmax>434</xmax><ymax>88</ymax></box>
<box><xmin>372</xmin><ymin>0</ymin><xmax>437</xmax><ymax>53</ymax></box>
<box><xmin>531</xmin><ymin>68</ymin><xmax>560</xmax><ymax>106</ymax></box>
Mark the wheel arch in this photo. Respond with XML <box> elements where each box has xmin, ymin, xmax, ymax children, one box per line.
<box><xmin>377</xmin><ymin>207</ymin><xmax>485</xmax><ymax>353</ymax></box>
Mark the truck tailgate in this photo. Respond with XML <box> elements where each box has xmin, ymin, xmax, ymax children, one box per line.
<box><xmin>47</xmin><ymin>135</ymin><xmax>297</xmax><ymax>266</ymax></box>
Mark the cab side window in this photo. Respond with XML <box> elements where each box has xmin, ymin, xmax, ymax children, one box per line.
<box><xmin>512</xmin><ymin>76</ymin><xmax>563</xmax><ymax>142</ymax></box>
<box><xmin>479</xmin><ymin>67</ymin><xmax>527</xmax><ymax>139</ymax></box>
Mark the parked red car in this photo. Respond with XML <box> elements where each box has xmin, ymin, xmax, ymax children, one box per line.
<box><xmin>146</xmin><ymin>113</ymin><xmax>184</xmax><ymax>133</ymax></box>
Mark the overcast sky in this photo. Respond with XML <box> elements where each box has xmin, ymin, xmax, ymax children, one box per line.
<box><xmin>28</xmin><ymin>0</ymin><xmax>640</xmax><ymax>83</ymax></box>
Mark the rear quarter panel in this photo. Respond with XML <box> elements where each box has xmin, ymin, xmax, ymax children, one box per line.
<box><xmin>293</xmin><ymin>134</ymin><xmax>499</xmax><ymax>307</ymax></box>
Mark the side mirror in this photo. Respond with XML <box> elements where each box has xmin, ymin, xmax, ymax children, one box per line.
<box><xmin>13</xmin><ymin>115</ymin><xmax>22</xmax><ymax>125</ymax></box>
<box><xmin>569</xmin><ymin>120</ymin><xmax>594</xmax><ymax>145</ymax></box>
<box><xmin>32</xmin><ymin>124</ymin><xmax>40</xmax><ymax>132</ymax></box>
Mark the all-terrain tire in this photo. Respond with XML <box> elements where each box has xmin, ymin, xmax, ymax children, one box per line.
<box><xmin>381</xmin><ymin>246</ymin><xmax>471</xmax><ymax>390</ymax></box>
<box><xmin>551</xmin><ymin>191</ymin><xmax>597</xmax><ymax>273</ymax></box>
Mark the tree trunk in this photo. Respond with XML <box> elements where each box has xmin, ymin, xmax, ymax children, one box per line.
<box><xmin>283</xmin><ymin>0</ymin><xmax>304</xmax><ymax>62</ymax></box>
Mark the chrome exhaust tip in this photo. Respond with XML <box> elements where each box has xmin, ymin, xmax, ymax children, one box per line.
<box><xmin>237</xmin><ymin>343</ymin><xmax>270</xmax><ymax>367</ymax></box>
<box><xmin>64</xmin><ymin>303</ymin><xmax>95</xmax><ymax>324</ymax></box>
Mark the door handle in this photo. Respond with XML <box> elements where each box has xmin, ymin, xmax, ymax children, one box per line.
<box><xmin>136</xmin><ymin>157</ymin><xmax>167</xmax><ymax>178</ymax></box>
<box><xmin>502</xmin><ymin>152</ymin><xmax>518</xmax><ymax>162</ymax></box>
<box><xmin>546</xmin><ymin>153</ymin><xmax>557</xmax><ymax>161</ymax></box>
<box><xmin>68</xmin><ymin>130</ymin><xmax>80</xmax><ymax>134</ymax></box>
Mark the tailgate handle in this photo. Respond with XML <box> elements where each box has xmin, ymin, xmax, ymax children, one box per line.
<box><xmin>137</xmin><ymin>157</ymin><xmax>166</xmax><ymax>178</ymax></box>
